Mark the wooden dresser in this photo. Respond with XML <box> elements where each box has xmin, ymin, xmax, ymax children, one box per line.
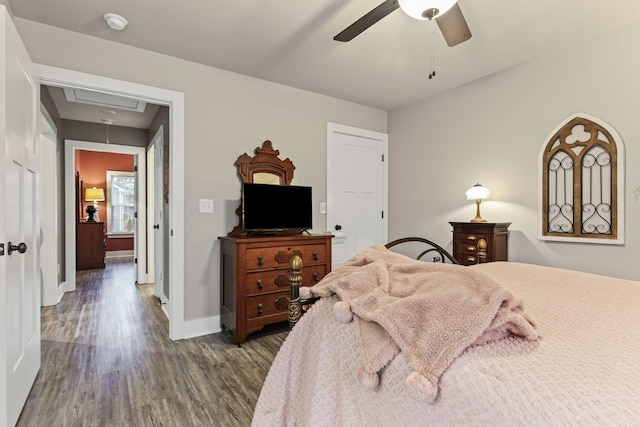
<box><xmin>449</xmin><ymin>222</ymin><xmax>511</xmax><ymax>266</ymax></box>
<box><xmin>219</xmin><ymin>234</ymin><xmax>332</xmax><ymax>344</ymax></box>
<box><xmin>77</xmin><ymin>221</ymin><xmax>106</xmax><ymax>270</ymax></box>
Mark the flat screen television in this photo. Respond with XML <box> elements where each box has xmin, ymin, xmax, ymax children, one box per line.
<box><xmin>242</xmin><ymin>182</ymin><xmax>312</xmax><ymax>233</ymax></box>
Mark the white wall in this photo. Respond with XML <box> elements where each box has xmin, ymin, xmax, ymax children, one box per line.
<box><xmin>388</xmin><ymin>21</ymin><xmax>640</xmax><ymax>280</ymax></box>
<box><xmin>14</xmin><ymin>18</ymin><xmax>387</xmax><ymax>323</ymax></box>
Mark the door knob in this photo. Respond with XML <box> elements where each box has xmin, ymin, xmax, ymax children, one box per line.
<box><xmin>8</xmin><ymin>241</ymin><xmax>27</xmax><ymax>255</ymax></box>
<box><xmin>335</xmin><ymin>225</ymin><xmax>342</xmax><ymax>231</ymax></box>
<box><xmin>153</xmin><ymin>224</ymin><xmax>160</xmax><ymax>229</ymax></box>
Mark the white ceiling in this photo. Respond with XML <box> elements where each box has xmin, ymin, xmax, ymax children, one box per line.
<box><xmin>9</xmin><ymin>0</ymin><xmax>640</xmax><ymax>113</ymax></box>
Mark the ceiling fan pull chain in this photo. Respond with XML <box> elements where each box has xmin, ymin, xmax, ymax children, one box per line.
<box><xmin>428</xmin><ymin>23</ymin><xmax>436</xmax><ymax>79</ymax></box>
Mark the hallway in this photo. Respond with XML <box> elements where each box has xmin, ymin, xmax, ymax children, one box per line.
<box><xmin>17</xmin><ymin>258</ymin><xmax>286</xmax><ymax>426</ymax></box>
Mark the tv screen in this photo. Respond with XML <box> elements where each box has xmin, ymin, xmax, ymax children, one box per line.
<box><xmin>242</xmin><ymin>183</ymin><xmax>313</xmax><ymax>232</ymax></box>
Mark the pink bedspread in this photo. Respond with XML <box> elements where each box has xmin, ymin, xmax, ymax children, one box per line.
<box><xmin>253</xmin><ymin>262</ymin><xmax>640</xmax><ymax>426</ymax></box>
<box><xmin>298</xmin><ymin>245</ymin><xmax>538</xmax><ymax>402</ymax></box>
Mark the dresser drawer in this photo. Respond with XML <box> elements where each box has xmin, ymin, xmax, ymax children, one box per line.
<box><xmin>245</xmin><ymin>265</ymin><xmax>327</xmax><ymax>295</ymax></box>
<box><xmin>245</xmin><ymin>243</ymin><xmax>327</xmax><ymax>270</ymax></box>
<box><xmin>458</xmin><ymin>253</ymin><xmax>480</xmax><ymax>265</ymax></box>
<box><xmin>245</xmin><ymin>292</ymin><xmax>290</xmax><ymax>319</ymax></box>
<box><xmin>456</xmin><ymin>232</ymin><xmax>486</xmax><ymax>244</ymax></box>
<box><xmin>457</xmin><ymin>242</ymin><xmax>478</xmax><ymax>254</ymax></box>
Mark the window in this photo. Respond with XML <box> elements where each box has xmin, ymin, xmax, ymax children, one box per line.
<box><xmin>539</xmin><ymin>114</ymin><xmax>624</xmax><ymax>244</ymax></box>
<box><xmin>107</xmin><ymin>170</ymin><xmax>135</xmax><ymax>235</ymax></box>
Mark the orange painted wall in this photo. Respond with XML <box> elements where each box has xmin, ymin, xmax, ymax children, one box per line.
<box><xmin>76</xmin><ymin>150</ymin><xmax>135</xmax><ymax>252</ymax></box>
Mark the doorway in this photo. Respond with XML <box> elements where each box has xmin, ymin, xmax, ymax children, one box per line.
<box><xmin>67</xmin><ymin>142</ymin><xmax>146</xmax><ymax>286</ymax></box>
<box><xmin>38</xmin><ymin>64</ymin><xmax>186</xmax><ymax>340</ymax></box>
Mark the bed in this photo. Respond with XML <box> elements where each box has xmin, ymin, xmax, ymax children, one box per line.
<box><xmin>252</xmin><ymin>238</ymin><xmax>640</xmax><ymax>426</ymax></box>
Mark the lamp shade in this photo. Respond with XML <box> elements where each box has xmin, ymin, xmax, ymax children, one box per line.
<box><xmin>398</xmin><ymin>0</ymin><xmax>457</xmax><ymax>20</ymax></box>
<box><xmin>465</xmin><ymin>183</ymin><xmax>491</xmax><ymax>200</ymax></box>
<box><xmin>85</xmin><ymin>187</ymin><xmax>105</xmax><ymax>202</ymax></box>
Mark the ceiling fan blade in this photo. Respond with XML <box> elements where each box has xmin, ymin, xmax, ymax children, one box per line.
<box><xmin>334</xmin><ymin>0</ymin><xmax>400</xmax><ymax>42</ymax></box>
<box><xmin>435</xmin><ymin>2</ymin><xmax>471</xmax><ymax>47</ymax></box>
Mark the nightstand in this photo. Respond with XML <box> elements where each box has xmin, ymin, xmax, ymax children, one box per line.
<box><xmin>449</xmin><ymin>222</ymin><xmax>511</xmax><ymax>266</ymax></box>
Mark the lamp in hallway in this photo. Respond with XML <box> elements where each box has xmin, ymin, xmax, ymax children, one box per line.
<box><xmin>465</xmin><ymin>183</ymin><xmax>491</xmax><ymax>223</ymax></box>
<box><xmin>85</xmin><ymin>187</ymin><xmax>105</xmax><ymax>222</ymax></box>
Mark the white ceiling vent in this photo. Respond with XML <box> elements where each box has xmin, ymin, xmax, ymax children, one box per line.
<box><xmin>62</xmin><ymin>88</ymin><xmax>147</xmax><ymax>113</ymax></box>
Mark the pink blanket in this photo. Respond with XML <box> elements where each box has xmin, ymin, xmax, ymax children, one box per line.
<box><xmin>300</xmin><ymin>245</ymin><xmax>538</xmax><ymax>401</ymax></box>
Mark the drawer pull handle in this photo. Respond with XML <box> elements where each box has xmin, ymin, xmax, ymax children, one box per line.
<box><xmin>275</xmin><ymin>249</ymin><xmax>303</xmax><ymax>264</ymax></box>
<box><xmin>313</xmin><ymin>272</ymin><xmax>319</xmax><ymax>282</ymax></box>
<box><xmin>467</xmin><ymin>246</ymin><xmax>476</xmax><ymax>251</ymax></box>
<box><xmin>257</xmin><ymin>303</ymin><xmax>263</xmax><ymax>315</ymax></box>
<box><xmin>467</xmin><ymin>256</ymin><xmax>476</xmax><ymax>263</ymax></box>
<box><xmin>313</xmin><ymin>251</ymin><xmax>319</xmax><ymax>261</ymax></box>
<box><xmin>467</xmin><ymin>235</ymin><xmax>477</xmax><ymax>241</ymax></box>
<box><xmin>274</xmin><ymin>297</ymin><xmax>288</xmax><ymax>310</ymax></box>
<box><xmin>257</xmin><ymin>280</ymin><xmax>263</xmax><ymax>290</ymax></box>
<box><xmin>257</xmin><ymin>255</ymin><xmax>263</xmax><ymax>266</ymax></box>
<box><xmin>275</xmin><ymin>275</ymin><xmax>289</xmax><ymax>287</ymax></box>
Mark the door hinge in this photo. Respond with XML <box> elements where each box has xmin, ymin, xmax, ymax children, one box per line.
<box><xmin>134</xmin><ymin>165</ymin><xmax>138</xmax><ymax>172</ymax></box>
<box><xmin>134</xmin><ymin>258</ymin><xmax>138</xmax><ymax>264</ymax></box>
<box><xmin>381</xmin><ymin>154</ymin><xmax>384</xmax><ymax>162</ymax></box>
<box><xmin>381</xmin><ymin>211</ymin><xmax>384</xmax><ymax>219</ymax></box>
<box><xmin>134</xmin><ymin>212</ymin><xmax>137</xmax><ymax>218</ymax></box>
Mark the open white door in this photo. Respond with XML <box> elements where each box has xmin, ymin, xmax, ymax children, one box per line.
<box><xmin>38</xmin><ymin>107</ymin><xmax>61</xmax><ymax>306</ymax></box>
<box><xmin>327</xmin><ymin>123</ymin><xmax>388</xmax><ymax>269</ymax></box>
<box><xmin>132</xmin><ymin>152</ymin><xmax>149</xmax><ymax>284</ymax></box>
<box><xmin>146</xmin><ymin>143</ymin><xmax>155</xmax><ymax>284</ymax></box>
<box><xmin>0</xmin><ymin>6</ymin><xmax>41</xmax><ymax>426</ymax></box>
<box><xmin>152</xmin><ymin>127</ymin><xmax>167</xmax><ymax>305</ymax></box>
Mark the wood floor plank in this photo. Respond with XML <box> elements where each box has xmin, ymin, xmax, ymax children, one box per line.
<box><xmin>16</xmin><ymin>257</ymin><xmax>287</xmax><ymax>427</ymax></box>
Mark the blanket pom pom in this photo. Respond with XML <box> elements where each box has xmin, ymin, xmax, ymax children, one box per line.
<box><xmin>333</xmin><ymin>301</ymin><xmax>353</xmax><ymax>323</ymax></box>
<box><xmin>299</xmin><ymin>287</ymin><xmax>312</xmax><ymax>300</ymax></box>
<box><xmin>406</xmin><ymin>372</ymin><xmax>439</xmax><ymax>402</ymax></box>
<box><xmin>357</xmin><ymin>366</ymin><xmax>380</xmax><ymax>389</ymax></box>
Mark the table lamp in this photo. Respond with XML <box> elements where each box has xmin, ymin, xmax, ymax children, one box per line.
<box><xmin>465</xmin><ymin>183</ymin><xmax>491</xmax><ymax>222</ymax></box>
<box><xmin>85</xmin><ymin>187</ymin><xmax>105</xmax><ymax>222</ymax></box>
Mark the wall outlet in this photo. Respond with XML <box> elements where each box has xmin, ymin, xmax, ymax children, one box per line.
<box><xmin>199</xmin><ymin>199</ymin><xmax>214</xmax><ymax>213</ymax></box>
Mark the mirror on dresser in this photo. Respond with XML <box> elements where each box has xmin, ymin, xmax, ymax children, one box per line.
<box><xmin>228</xmin><ymin>140</ymin><xmax>295</xmax><ymax>237</ymax></box>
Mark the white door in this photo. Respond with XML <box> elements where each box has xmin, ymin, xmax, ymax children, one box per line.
<box><xmin>153</xmin><ymin>128</ymin><xmax>166</xmax><ymax>304</ymax></box>
<box><xmin>327</xmin><ymin>123</ymin><xmax>388</xmax><ymax>269</ymax></box>
<box><xmin>133</xmin><ymin>156</ymin><xmax>140</xmax><ymax>283</ymax></box>
<box><xmin>146</xmin><ymin>144</ymin><xmax>155</xmax><ymax>284</ymax></box>
<box><xmin>0</xmin><ymin>7</ymin><xmax>41</xmax><ymax>426</ymax></box>
<box><xmin>39</xmin><ymin>109</ymin><xmax>60</xmax><ymax>306</ymax></box>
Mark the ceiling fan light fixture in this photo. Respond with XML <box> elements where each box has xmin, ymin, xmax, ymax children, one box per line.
<box><xmin>398</xmin><ymin>0</ymin><xmax>457</xmax><ymax>20</ymax></box>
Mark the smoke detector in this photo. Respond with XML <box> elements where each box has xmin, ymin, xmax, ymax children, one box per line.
<box><xmin>104</xmin><ymin>13</ymin><xmax>128</xmax><ymax>31</ymax></box>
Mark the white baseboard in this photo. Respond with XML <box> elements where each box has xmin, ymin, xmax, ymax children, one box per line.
<box><xmin>62</xmin><ymin>280</ymin><xmax>74</xmax><ymax>293</ymax></box>
<box><xmin>183</xmin><ymin>315</ymin><xmax>221</xmax><ymax>339</ymax></box>
<box><xmin>106</xmin><ymin>250</ymin><xmax>134</xmax><ymax>258</ymax></box>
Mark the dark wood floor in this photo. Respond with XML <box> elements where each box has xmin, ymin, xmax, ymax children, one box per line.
<box><xmin>17</xmin><ymin>257</ymin><xmax>288</xmax><ymax>427</ymax></box>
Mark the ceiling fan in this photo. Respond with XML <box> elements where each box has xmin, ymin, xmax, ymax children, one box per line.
<box><xmin>334</xmin><ymin>0</ymin><xmax>471</xmax><ymax>47</ymax></box>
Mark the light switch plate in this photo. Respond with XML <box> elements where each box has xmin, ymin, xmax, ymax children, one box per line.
<box><xmin>320</xmin><ymin>202</ymin><xmax>327</xmax><ymax>214</ymax></box>
<box><xmin>199</xmin><ymin>199</ymin><xmax>214</xmax><ymax>213</ymax></box>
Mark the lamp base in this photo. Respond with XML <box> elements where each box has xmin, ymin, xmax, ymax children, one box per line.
<box><xmin>85</xmin><ymin>205</ymin><xmax>98</xmax><ymax>222</ymax></box>
<box><xmin>470</xmin><ymin>199</ymin><xmax>487</xmax><ymax>223</ymax></box>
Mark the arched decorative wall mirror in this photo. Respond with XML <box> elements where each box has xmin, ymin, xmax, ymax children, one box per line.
<box><xmin>228</xmin><ymin>140</ymin><xmax>296</xmax><ymax>236</ymax></box>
